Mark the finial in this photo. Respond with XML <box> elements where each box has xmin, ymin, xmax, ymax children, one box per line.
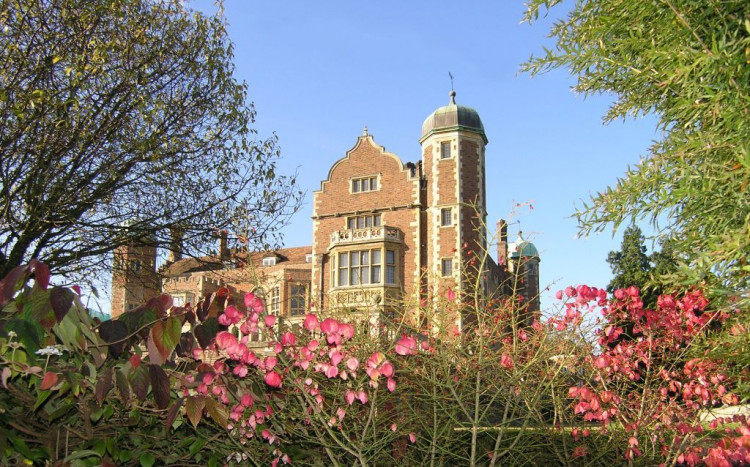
<box><xmin>363</xmin><ymin>125</ymin><xmax>368</xmax><ymax>136</ymax></box>
<box><xmin>448</xmin><ymin>72</ymin><xmax>456</xmax><ymax>104</ymax></box>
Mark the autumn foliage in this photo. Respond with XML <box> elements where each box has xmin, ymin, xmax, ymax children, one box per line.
<box><xmin>0</xmin><ymin>261</ymin><xmax>747</xmax><ymax>465</ymax></box>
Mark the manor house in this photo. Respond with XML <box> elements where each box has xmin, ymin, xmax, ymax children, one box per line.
<box><xmin>110</xmin><ymin>92</ymin><xmax>541</xmax><ymax>329</ymax></box>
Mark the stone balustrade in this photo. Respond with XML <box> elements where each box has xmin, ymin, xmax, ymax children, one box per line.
<box><xmin>329</xmin><ymin>226</ymin><xmax>402</xmax><ymax>247</ymax></box>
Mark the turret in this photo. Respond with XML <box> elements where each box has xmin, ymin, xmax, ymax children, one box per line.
<box><xmin>419</xmin><ymin>91</ymin><xmax>488</xmax><ymax>300</ymax></box>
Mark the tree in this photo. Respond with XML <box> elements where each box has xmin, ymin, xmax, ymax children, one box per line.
<box><xmin>523</xmin><ymin>0</ymin><xmax>750</xmax><ymax>298</ymax></box>
<box><xmin>606</xmin><ymin>225</ymin><xmax>678</xmax><ymax>307</ymax></box>
<box><xmin>606</xmin><ymin>226</ymin><xmax>651</xmax><ymax>294</ymax></box>
<box><xmin>0</xmin><ymin>0</ymin><xmax>302</xmax><ymax>281</ymax></box>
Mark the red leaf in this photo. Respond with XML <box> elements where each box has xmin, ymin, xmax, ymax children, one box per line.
<box><xmin>185</xmin><ymin>396</ymin><xmax>206</xmax><ymax>428</ymax></box>
<box><xmin>115</xmin><ymin>369</ymin><xmax>130</xmax><ymax>404</ymax></box>
<box><xmin>40</xmin><ymin>371</ymin><xmax>58</xmax><ymax>390</ymax></box>
<box><xmin>99</xmin><ymin>320</ymin><xmax>128</xmax><ymax>358</ymax></box>
<box><xmin>145</xmin><ymin>294</ymin><xmax>173</xmax><ymax>319</ymax></box>
<box><xmin>129</xmin><ymin>354</ymin><xmax>141</xmax><ymax>370</ymax></box>
<box><xmin>0</xmin><ymin>265</ymin><xmax>26</xmax><ymax>306</ymax></box>
<box><xmin>166</xmin><ymin>397</ymin><xmax>184</xmax><ymax>433</ymax></box>
<box><xmin>29</xmin><ymin>260</ymin><xmax>50</xmax><ymax>290</ymax></box>
<box><xmin>50</xmin><ymin>287</ymin><xmax>74</xmax><ymax>323</ymax></box>
<box><xmin>149</xmin><ymin>364</ymin><xmax>170</xmax><ymax>410</ymax></box>
<box><xmin>129</xmin><ymin>364</ymin><xmax>150</xmax><ymax>401</ymax></box>
<box><xmin>95</xmin><ymin>368</ymin><xmax>114</xmax><ymax>405</ymax></box>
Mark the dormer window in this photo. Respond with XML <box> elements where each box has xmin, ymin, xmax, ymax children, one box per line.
<box><xmin>305</xmin><ymin>254</ymin><xmax>314</xmax><ymax>263</ymax></box>
<box><xmin>262</xmin><ymin>256</ymin><xmax>277</xmax><ymax>267</ymax></box>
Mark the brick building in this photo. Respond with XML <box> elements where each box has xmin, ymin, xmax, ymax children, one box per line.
<box><xmin>110</xmin><ymin>92</ymin><xmax>540</xmax><ymax>325</ymax></box>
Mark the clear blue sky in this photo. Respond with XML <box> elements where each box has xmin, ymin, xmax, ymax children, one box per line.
<box><xmin>189</xmin><ymin>0</ymin><xmax>661</xmax><ymax>313</ymax></box>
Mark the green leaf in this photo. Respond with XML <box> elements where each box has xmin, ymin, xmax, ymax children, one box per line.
<box><xmin>147</xmin><ymin>317</ymin><xmax>181</xmax><ymax>364</ymax></box>
<box><xmin>204</xmin><ymin>397</ymin><xmax>228</xmax><ymax>429</ymax></box>
<box><xmin>115</xmin><ymin>369</ymin><xmax>130</xmax><ymax>404</ymax></box>
<box><xmin>139</xmin><ymin>452</ymin><xmax>155</xmax><ymax>467</ymax></box>
<box><xmin>33</xmin><ymin>389</ymin><xmax>52</xmax><ymax>411</ymax></box>
<box><xmin>129</xmin><ymin>363</ymin><xmax>150</xmax><ymax>401</ymax></box>
<box><xmin>24</xmin><ymin>288</ymin><xmax>56</xmax><ymax>331</ymax></box>
<box><xmin>53</xmin><ymin>310</ymin><xmax>86</xmax><ymax>352</ymax></box>
<box><xmin>194</xmin><ymin>317</ymin><xmax>220</xmax><ymax>349</ymax></box>
<box><xmin>188</xmin><ymin>438</ymin><xmax>206</xmax><ymax>457</ymax></box>
<box><xmin>6</xmin><ymin>318</ymin><xmax>43</xmax><ymax>362</ymax></box>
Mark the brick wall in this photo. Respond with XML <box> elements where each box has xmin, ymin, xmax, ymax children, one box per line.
<box><xmin>311</xmin><ymin>135</ymin><xmax>421</xmax><ymax>310</ymax></box>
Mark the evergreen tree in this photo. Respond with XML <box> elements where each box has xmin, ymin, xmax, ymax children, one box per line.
<box><xmin>607</xmin><ymin>226</ymin><xmax>651</xmax><ymax>294</ymax></box>
<box><xmin>607</xmin><ymin>226</ymin><xmax>679</xmax><ymax>308</ymax></box>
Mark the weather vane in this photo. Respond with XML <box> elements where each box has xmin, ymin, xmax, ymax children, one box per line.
<box><xmin>449</xmin><ymin>72</ymin><xmax>454</xmax><ymax>91</ymax></box>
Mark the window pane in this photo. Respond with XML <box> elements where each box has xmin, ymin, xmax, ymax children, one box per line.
<box><xmin>374</xmin><ymin>214</ymin><xmax>381</xmax><ymax>226</ymax></box>
<box><xmin>370</xmin><ymin>177</ymin><xmax>377</xmax><ymax>190</ymax></box>
<box><xmin>339</xmin><ymin>252</ymin><xmax>348</xmax><ymax>267</ymax></box>
<box><xmin>339</xmin><ymin>269</ymin><xmax>348</xmax><ymax>286</ymax></box>
<box><xmin>351</xmin><ymin>253</ymin><xmax>359</xmax><ymax>266</ymax></box>
<box><xmin>365</xmin><ymin>216</ymin><xmax>372</xmax><ymax>227</ymax></box>
<box><xmin>361</xmin><ymin>266</ymin><xmax>370</xmax><ymax>284</ymax></box>
<box><xmin>386</xmin><ymin>250</ymin><xmax>395</xmax><ymax>265</ymax></box>
<box><xmin>441</xmin><ymin>208</ymin><xmax>452</xmax><ymax>226</ymax></box>
<box><xmin>372</xmin><ymin>250</ymin><xmax>381</xmax><ymax>264</ymax></box>
<box><xmin>361</xmin><ymin>251</ymin><xmax>369</xmax><ymax>265</ymax></box>
<box><xmin>442</xmin><ymin>259</ymin><xmax>452</xmax><ymax>276</ymax></box>
<box><xmin>441</xmin><ymin>141</ymin><xmax>451</xmax><ymax>159</ymax></box>
<box><xmin>351</xmin><ymin>269</ymin><xmax>360</xmax><ymax>285</ymax></box>
<box><xmin>357</xmin><ymin>217</ymin><xmax>365</xmax><ymax>229</ymax></box>
<box><xmin>361</xmin><ymin>178</ymin><xmax>369</xmax><ymax>191</ymax></box>
<box><xmin>348</xmin><ymin>218</ymin><xmax>355</xmax><ymax>229</ymax></box>
<box><xmin>372</xmin><ymin>265</ymin><xmax>381</xmax><ymax>283</ymax></box>
<box><xmin>353</xmin><ymin>179</ymin><xmax>360</xmax><ymax>192</ymax></box>
<box><xmin>386</xmin><ymin>266</ymin><xmax>395</xmax><ymax>284</ymax></box>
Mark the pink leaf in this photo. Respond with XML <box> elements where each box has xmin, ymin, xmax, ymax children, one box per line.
<box><xmin>264</xmin><ymin>371</ymin><xmax>282</xmax><ymax>388</ymax></box>
<box><xmin>395</xmin><ymin>335</ymin><xmax>417</xmax><ymax>356</ymax></box>
<box><xmin>1</xmin><ymin>367</ymin><xmax>11</xmax><ymax>388</ymax></box>
<box><xmin>40</xmin><ymin>371</ymin><xmax>58</xmax><ymax>390</ymax></box>
<box><xmin>303</xmin><ymin>313</ymin><xmax>319</xmax><ymax>331</ymax></box>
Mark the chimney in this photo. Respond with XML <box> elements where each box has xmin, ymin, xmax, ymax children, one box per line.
<box><xmin>168</xmin><ymin>227</ymin><xmax>183</xmax><ymax>263</ymax></box>
<box><xmin>219</xmin><ymin>230</ymin><xmax>229</xmax><ymax>261</ymax></box>
<box><xmin>497</xmin><ymin>219</ymin><xmax>508</xmax><ymax>266</ymax></box>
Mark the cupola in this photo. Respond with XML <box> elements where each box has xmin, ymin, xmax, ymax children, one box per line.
<box><xmin>419</xmin><ymin>91</ymin><xmax>487</xmax><ymax>144</ymax></box>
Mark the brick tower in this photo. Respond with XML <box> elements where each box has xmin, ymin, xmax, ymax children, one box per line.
<box><xmin>419</xmin><ymin>91</ymin><xmax>489</xmax><ymax>302</ymax></box>
<box><xmin>110</xmin><ymin>236</ymin><xmax>159</xmax><ymax>319</ymax></box>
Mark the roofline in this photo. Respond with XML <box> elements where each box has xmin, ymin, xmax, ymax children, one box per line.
<box><xmin>419</xmin><ymin>126</ymin><xmax>489</xmax><ymax>144</ymax></box>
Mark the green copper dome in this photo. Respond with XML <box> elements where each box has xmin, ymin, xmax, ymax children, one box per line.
<box><xmin>509</xmin><ymin>233</ymin><xmax>539</xmax><ymax>259</ymax></box>
<box><xmin>420</xmin><ymin>91</ymin><xmax>487</xmax><ymax>144</ymax></box>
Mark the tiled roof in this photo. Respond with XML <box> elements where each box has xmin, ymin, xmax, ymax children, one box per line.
<box><xmin>161</xmin><ymin>246</ymin><xmax>312</xmax><ymax>276</ymax></box>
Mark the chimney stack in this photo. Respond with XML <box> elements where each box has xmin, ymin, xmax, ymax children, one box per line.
<box><xmin>219</xmin><ymin>230</ymin><xmax>229</xmax><ymax>261</ymax></box>
<box><xmin>497</xmin><ymin>219</ymin><xmax>508</xmax><ymax>266</ymax></box>
<box><xmin>167</xmin><ymin>226</ymin><xmax>183</xmax><ymax>263</ymax></box>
